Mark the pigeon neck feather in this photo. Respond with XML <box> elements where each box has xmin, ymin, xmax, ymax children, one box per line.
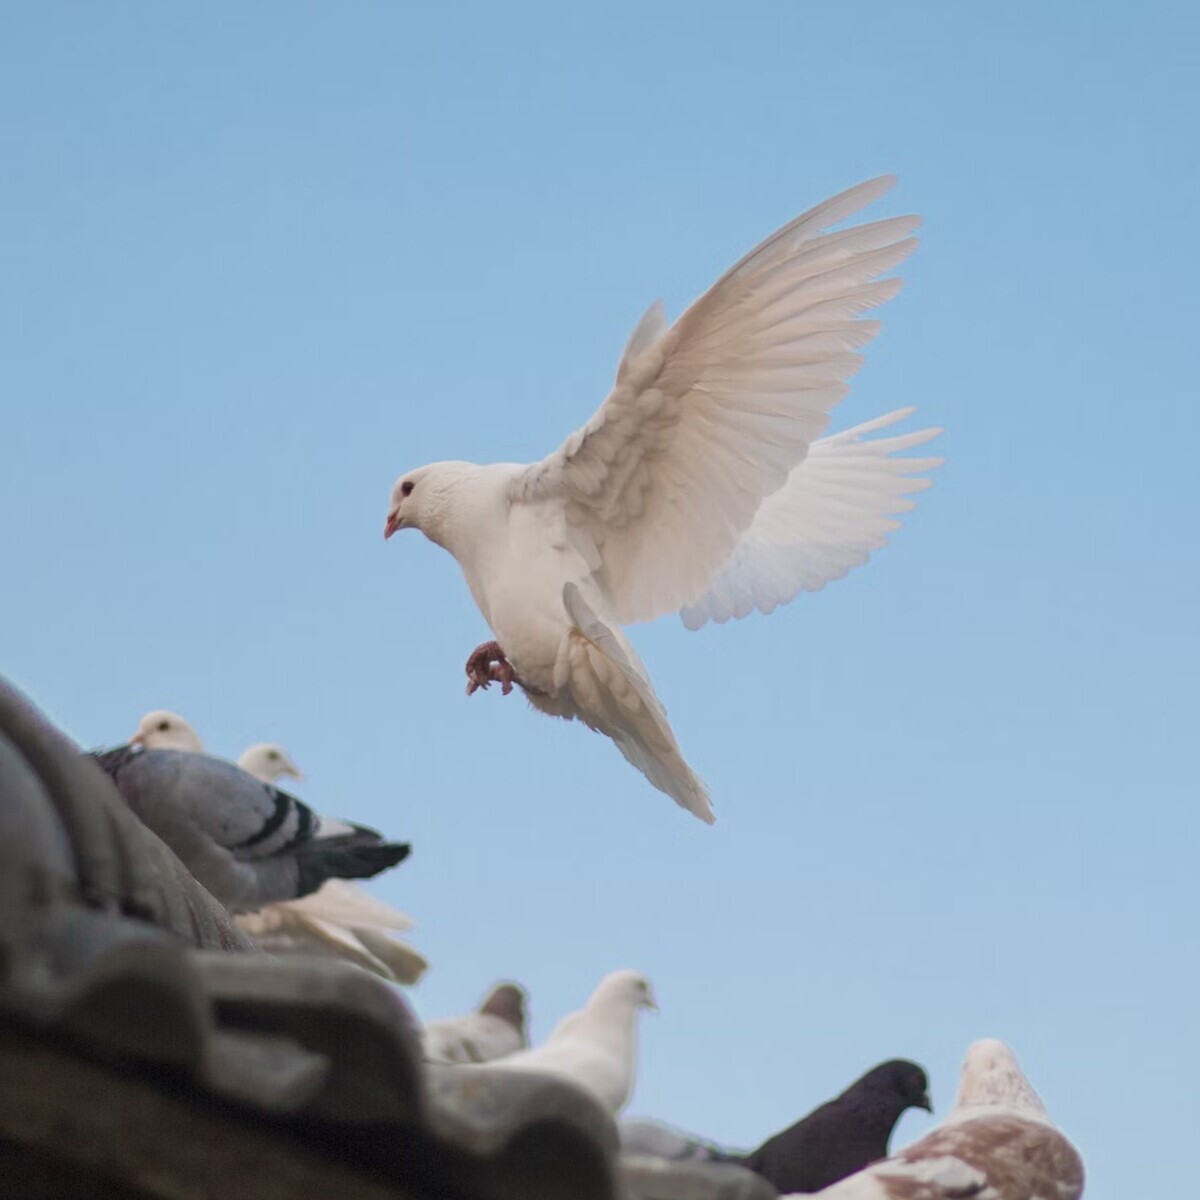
<box><xmin>550</xmin><ymin>994</ymin><xmax>638</xmax><ymax>1042</ymax></box>
<box><xmin>411</xmin><ymin>461</ymin><xmax>507</xmax><ymax>557</ymax></box>
<box><xmin>946</xmin><ymin>1040</ymin><xmax>1052</xmax><ymax>1127</ymax></box>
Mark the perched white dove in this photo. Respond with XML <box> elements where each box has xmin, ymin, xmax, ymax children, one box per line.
<box><xmin>131</xmin><ymin>709</ymin><xmax>205</xmax><ymax>753</ymax></box>
<box><xmin>238</xmin><ymin>742</ymin><xmax>304</xmax><ymax>782</ymax></box>
<box><xmin>234</xmin><ymin>740</ymin><xmax>426</xmax><ymax>983</ymax></box>
<box><xmin>482</xmin><ymin>969</ymin><xmax>656</xmax><ymax>1115</ymax></box>
<box><xmin>422</xmin><ymin>982</ymin><xmax>529</xmax><ymax>1064</ymax></box>
<box><xmin>809</xmin><ymin>1039</ymin><xmax>1085</xmax><ymax>1200</ymax></box>
<box><xmin>384</xmin><ymin>176</ymin><xmax>942</xmax><ymax>823</ymax></box>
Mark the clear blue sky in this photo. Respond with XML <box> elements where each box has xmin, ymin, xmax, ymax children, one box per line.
<box><xmin>2</xmin><ymin>5</ymin><xmax>1195</xmax><ymax>1196</ymax></box>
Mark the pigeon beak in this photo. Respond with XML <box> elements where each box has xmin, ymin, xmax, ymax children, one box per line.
<box><xmin>286</xmin><ymin>766</ymin><xmax>305</xmax><ymax>781</ymax></box>
<box><xmin>918</xmin><ymin>1091</ymin><xmax>933</xmax><ymax>1113</ymax></box>
<box><xmin>128</xmin><ymin>732</ymin><xmax>145</xmax><ymax>747</ymax></box>
<box><xmin>384</xmin><ymin>512</ymin><xmax>401</xmax><ymax>540</ymax></box>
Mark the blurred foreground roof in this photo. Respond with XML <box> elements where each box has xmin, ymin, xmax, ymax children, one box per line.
<box><xmin>0</xmin><ymin>677</ymin><xmax>771</xmax><ymax>1200</ymax></box>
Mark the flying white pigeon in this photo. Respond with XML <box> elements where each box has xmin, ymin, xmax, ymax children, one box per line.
<box><xmin>481</xmin><ymin>968</ymin><xmax>656</xmax><ymax>1115</ymax></box>
<box><xmin>422</xmin><ymin>982</ymin><xmax>529</xmax><ymax>1064</ymax></box>
<box><xmin>808</xmin><ymin>1039</ymin><xmax>1085</xmax><ymax>1200</ymax></box>
<box><xmin>384</xmin><ymin>176</ymin><xmax>942</xmax><ymax>823</ymax></box>
<box><xmin>238</xmin><ymin>742</ymin><xmax>304</xmax><ymax>782</ymax></box>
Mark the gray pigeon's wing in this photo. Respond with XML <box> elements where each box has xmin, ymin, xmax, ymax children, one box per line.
<box><xmin>96</xmin><ymin>747</ymin><xmax>322</xmax><ymax>856</ymax></box>
<box><xmin>619</xmin><ymin>1120</ymin><xmax>723</xmax><ymax>1162</ymax></box>
<box><xmin>91</xmin><ymin>746</ymin><xmax>410</xmax><ymax>913</ymax></box>
<box><xmin>423</xmin><ymin>1014</ymin><xmax>523</xmax><ymax>1065</ymax></box>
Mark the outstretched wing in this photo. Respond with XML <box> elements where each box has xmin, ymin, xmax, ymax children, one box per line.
<box><xmin>680</xmin><ymin>408</ymin><xmax>942</xmax><ymax>629</ymax></box>
<box><xmin>512</xmin><ymin>177</ymin><xmax>917</xmax><ymax>624</ymax></box>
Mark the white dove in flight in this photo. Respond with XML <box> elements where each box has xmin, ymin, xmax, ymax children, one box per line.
<box><xmin>385</xmin><ymin>177</ymin><xmax>942</xmax><ymax>823</ymax></box>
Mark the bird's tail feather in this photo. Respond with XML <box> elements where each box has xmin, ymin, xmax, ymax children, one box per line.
<box><xmin>561</xmin><ymin>583</ymin><xmax>715</xmax><ymax>824</ymax></box>
<box><xmin>294</xmin><ymin>841</ymin><xmax>411</xmax><ymax>897</ymax></box>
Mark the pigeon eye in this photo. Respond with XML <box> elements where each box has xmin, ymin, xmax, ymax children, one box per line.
<box><xmin>401</xmin><ymin>480</ymin><xmax>415</xmax><ymax>497</ymax></box>
<box><xmin>158</xmin><ymin>721</ymin><xmax>170</xmax><ymax>731</ymax></box>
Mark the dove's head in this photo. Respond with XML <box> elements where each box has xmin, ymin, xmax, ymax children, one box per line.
<box><xmin>480</xmin><ymin>982</ymin><xmax>529</xmax><ymax>1036</ymax></box>
<box><xmin>587</xmin><ymin>969</ymin><xmax>659</xmax><ymax>1015</ymax></box>
<box><xmin>130</xmin><ymin>709</ymin><xmax>203</xmax><ymax>753</ymax></box>
<box><xmin>384</xmin><ymin>461</ymin><xmax>478</xmax><ymax>544</ymax></box>
<box><xmin>238</xmin><ymin>742</ymin><xmax>304</xmax><ymax>783</ymax></box>
<box><xmin>953</xmin><ymin>1039</ymin><xmax>1047</xmax><ymax>1117</ymax></box>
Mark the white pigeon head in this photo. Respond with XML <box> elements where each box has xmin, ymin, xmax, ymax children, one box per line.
<box><xmin>383</xmin><ymin>461</ymin><xmax>479</xmax><ymax>544</ymax></box>
<box><xmin>130</xmin><ymin>709</ymin><xmax>204</xmax><ymax>753</ymax></box>
<box><xmin>587</xmin><ymin>969</ymin><xmax>659</xmax><ymax>1015</ymax></box>
<box><xmin>953</xmin><ymin>1038</ymin><xmax>1048</xmax><ymax>1117</ymax></box>
<box><xmin>238</xmin><ymin>742</ymin><xmax>304</xmax><ymax>783</ymax></box>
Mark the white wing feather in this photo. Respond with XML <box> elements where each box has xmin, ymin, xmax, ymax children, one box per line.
<box><xmin>680</xmin><ymin>408</ymin><xmax>942</xmax><ymax>629</ymax></box>
<box><xmin>814</xmin><ymin>1154</ymin><xmax>989</xmax><ymax>1199</ymax></box>
<box><xmin>236</xmin><ymin>880</ymin><xmax>427</xmax><ymax>984</ymax></box>
<box><xmin>484</xmin><ymin>1027</ymin><xmax>633</xmax><ymax>1114</ymax></box>
<box><xmin>258</xmin><ymin>879</ymin><xmax>416</xmax><ymax>932</ymax></box>
<box><xmin>512</xmin><ymin>177</ymin><xmax>918</xmax><ymax>625</ymax></box>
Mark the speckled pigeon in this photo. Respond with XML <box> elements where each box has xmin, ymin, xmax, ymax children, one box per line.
<box><xmin>811</xmin><ymin>1041</ymin><xmax>1084</xmax><ymax>1200</ymax></box>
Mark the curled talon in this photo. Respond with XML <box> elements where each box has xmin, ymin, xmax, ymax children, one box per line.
<box><xmin>492</xmin><ymin>660</ymin><xmax>515</xmax><ymax>695</ymax></box>
<box><xmin>464</xmin><ymin>640</ymin><xmax>517</xmax><ymax>697</ymax></box>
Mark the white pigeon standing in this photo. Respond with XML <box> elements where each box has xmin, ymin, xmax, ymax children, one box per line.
<box><xmin>234</xmin><ymin>740</ymin><xmax>427</xmax><ymax>985</ymax></box>
<box><xmin>384</xmin><ymin>176</ymin><xmax>942</xmax><ymax>823</ymax></box>
<box><xmin>422</xmin><ymin>982</ymin><xmax>529</xmax><ymax>1064</ymax></box>
<box><xmin>130</xmin><ymin>709</ymin><xmax>205</xmax><ymax>753</ymax></box>
<box><xmin>808</xmin><ymin>1039</ymin><xmax>1085</xmax><ymax>1200</ymax></box>
<box><xmin>482</xmin><ymin>969</ymin><xmax>657</xmax><ymax>1115</ymax></box>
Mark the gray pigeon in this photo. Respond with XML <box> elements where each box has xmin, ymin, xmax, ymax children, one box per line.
<box><xmin>423</xmin><ymin>982</ymin><xmax>529</xmax><ymax>1064</ymax></box>
<box><xmin>91</xmin><ymin>744</ymin><xmax>411</xmax><ymax>913</ymax></box>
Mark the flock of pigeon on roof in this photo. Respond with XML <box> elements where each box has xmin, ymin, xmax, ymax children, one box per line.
<box><xmin>86</xmin><ymin>178</ymin><xmax>1085</xmax><ymax>1198</ymax></box>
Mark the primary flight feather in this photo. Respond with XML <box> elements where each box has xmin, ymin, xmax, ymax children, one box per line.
<box><xmin>385</xmin><ymin>177</ymin><xmax>942</xmax><ymax>822</ymax></box>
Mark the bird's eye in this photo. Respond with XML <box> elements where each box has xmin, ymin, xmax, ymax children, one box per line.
<box><xmin>158</xmin><ymin>721</ymin><xmax>170</xmax><ymax>731</ymax></box>
<box><xmin>268</xmin><ymin>751</ymin><xmax>279</xmax><ymax>760</ymax></box>
<box><xmin>401</xmin><ymin>480</ymin><xmax>414</xmax><ymax>497</ymax></box>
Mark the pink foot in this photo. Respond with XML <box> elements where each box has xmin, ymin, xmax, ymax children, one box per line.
<box><xmin>465</xmin><ymin>641</ymin><xmax>517</xmax><ymax>696</ymax></box>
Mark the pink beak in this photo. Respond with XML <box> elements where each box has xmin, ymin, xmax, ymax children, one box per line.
<box><xmin>384</xmin><ymin>513</ymin><xmax>400</xmax><ymax>540</ymax></box>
